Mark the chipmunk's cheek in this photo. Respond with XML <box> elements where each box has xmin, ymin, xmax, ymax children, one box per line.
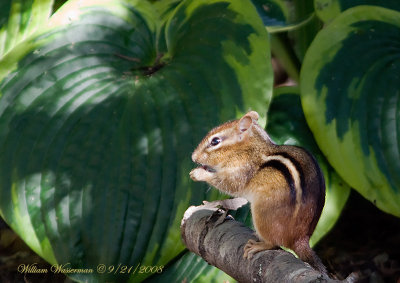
<box><xmin>190</xmin><ymin>167</ymin><xmax>213</xmax><ymax>182</ymax></box>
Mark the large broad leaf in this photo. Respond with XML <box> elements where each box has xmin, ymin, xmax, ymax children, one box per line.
<box><xmin>0</xmin><ymin>0</ymin><xmax>53</xmax><ymax>58</ymax></box>
<box><xmin>314</xmin><ymin>0</ymin><xmax>400</xmax><ymax>23</ymax></box>
<box><xmin>266</xmin><ymin>87</ymin><xmax>350</xmax><ymax>245</ymax></box>
<box><xmin>145</xmin><ymin>251</ymin><xmax>233</xmax><ymax>283</ymax></box>
<box><xmin>0</xmin><ymin>0</ymin><xmax>272</xmax><ymax>282</ymax></box>
<box><xmin>301</xmin><ymin>6</ymin><xmax>400</xmax><ymax>217</ymax></box>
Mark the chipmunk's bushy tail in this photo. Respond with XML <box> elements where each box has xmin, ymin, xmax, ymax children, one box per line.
<box><xmin>292</xmin><ymin>238</ymin><xmax>327</xmax><ymax>274</ymax></box>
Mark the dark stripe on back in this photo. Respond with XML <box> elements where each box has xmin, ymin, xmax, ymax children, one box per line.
<box><xmin>274</xmin><ymin>151</ymin><xmax>307</xmax><ymax>202</ymax></box>
<box><xmin>291</xmin><ymin>146</ymin><xmax>326</xmax><ymax>231</ymax></box>
<box><xmin>260</xmin><ymin>160</ymin><xmax>296</xmax><ymax>205</ymax></box>
<box><xmin>301</xmin><ymin>148</ymin><xmax>326</xmax><ymax>215</ymax></box>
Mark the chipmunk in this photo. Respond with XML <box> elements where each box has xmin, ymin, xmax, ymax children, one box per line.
<box><xmin>190</xmin><ymin>111</ymin><xmax>327</xmax><ymax>274</ymax></box>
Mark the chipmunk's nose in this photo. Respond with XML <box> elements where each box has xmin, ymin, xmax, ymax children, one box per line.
<box><xmin>191</xmin><ymin>151</ymin><xmax>198</xmax><ymax>163</ymax></box>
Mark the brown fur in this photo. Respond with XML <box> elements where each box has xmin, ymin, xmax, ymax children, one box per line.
<box><xmin>190</xmin><ymin>111</ymin><xmax>326</xmax><ymax>274</ymax></box>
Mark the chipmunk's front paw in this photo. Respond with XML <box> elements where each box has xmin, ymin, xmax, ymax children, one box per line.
<box><xmin>190</xmin><ymin>167</ymin><xmax>214</xmax><ymax>182</ymax></box>
<box><xmin>243</xmin><ymin>239</ymin><xmax>274</xmax><ymax>259</ymax></box>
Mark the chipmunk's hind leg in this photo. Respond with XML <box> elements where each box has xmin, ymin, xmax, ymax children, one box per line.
<box><xmin>243</xmin><ymin>239</ymin><xmax>276</xmax><ymax>259</ymax></box>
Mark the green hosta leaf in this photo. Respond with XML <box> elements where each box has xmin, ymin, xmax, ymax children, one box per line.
<box><xmin>266</xmin><ymin>87</ymin><xmax>350</xmax><ymax>245</ymax></box>
<box><xmin>251</xmin><ymin>0</ymin><xmax>287</xmax><ymax>28</ymax></box>
<box><xmin>301</xmin><ymin>6</ymin><xmax>400</xmax><ymax>217</ymax></box>
<box><xmin>251</xmin><ymin>0</ymin><xmax>317</xmax><ymax>33</ymax></box>
<box><xmin>0</xmin><ymin>0</ymin><xmax>272</xmax><ymax>282</ymax></box>
<box><xmin>152</xmin><ymin>0</ymin><xmax>181</xmax><ymax>21</ymax></box>
<box><xmin>286</xmin><ymin>0</ymin><xmax>321</xmax><ymax>62</ymax></box>
<box><xmin>0</xmin><ymin>0</ymin><xmax>53</xmax><ymax>58</ymax></box>
<box><xmin>145</xmin><ymin>251</ymin><xmax>233</xmax><ymax>283</ymax></box>
<box><xmin>256</xmin><ymin>0</ymin><xmax>320</xmax><ymax>83</ymax></box>
<box><xmin>315</xmin><ymin>0</ymin><xmax>400</xmax><ymax>23</ymax></box>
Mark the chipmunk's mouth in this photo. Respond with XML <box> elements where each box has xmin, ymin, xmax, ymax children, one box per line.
<box><xmin>200</xmin><ymin>164</ymin><xmax>216</xmax><ymax>173</ymax></box>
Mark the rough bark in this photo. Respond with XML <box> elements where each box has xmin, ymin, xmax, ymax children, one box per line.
<box><xmin>181</xmin><ymin>200</ymin><xmax>354</xmax><ymax>283</ymax></box>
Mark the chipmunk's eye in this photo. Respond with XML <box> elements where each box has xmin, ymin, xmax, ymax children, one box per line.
<box><xmin>210</xmin><ymin>137</ymin><xmax>221</xmax><ymax>146</ymax></box>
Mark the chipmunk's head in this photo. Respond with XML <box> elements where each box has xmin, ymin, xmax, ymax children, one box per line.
<box><xmin>190</xmin><ymin>111</ymin><xmax>261</xmax><ymax>183</ymax></box>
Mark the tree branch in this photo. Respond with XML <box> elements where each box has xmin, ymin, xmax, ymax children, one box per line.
<box><xmin>181</xmin><ymin>200</ymin><xmax>353</xmax><ymax>283</ymax></box>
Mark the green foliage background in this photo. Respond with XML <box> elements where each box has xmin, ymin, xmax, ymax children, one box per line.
<box><xmin>0</xmin><ymin>0</ymin><xmax>399</xmax><ymax>282</ymax></box>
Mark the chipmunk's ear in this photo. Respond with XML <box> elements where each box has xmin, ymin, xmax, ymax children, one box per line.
<box><xmin>238</xmin><ymin>111</ymin><xmax>259</xmax><ymax>133</ymax></box>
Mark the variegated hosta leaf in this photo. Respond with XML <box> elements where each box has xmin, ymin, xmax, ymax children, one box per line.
<box><xmin>146</xmin><ymin>251</ymin><xmax>233</xmax><ymax>282</ymax></box>
<box><xmin>266</xmin><ymin>87</ymin><xmax>350</xmax><ymax>245</ymax></box>
<box><xmin>301</xmin><ymin>6</ymin><xmax>400</xmax><ymax>217</ymax></box>
<box><xmin>314</xmin><ymin>0</ymin><xmax>400</xmax><ymax>23</ymax></box>
<box><xmin>0</xmin><ymin>0</ymin><xmax>53</xmax><ymax>58</ymax></box>
<box><xmin>0</xmin><ymin>0</ymin><xmax>272</xmax><ymax>282</ymax></box>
